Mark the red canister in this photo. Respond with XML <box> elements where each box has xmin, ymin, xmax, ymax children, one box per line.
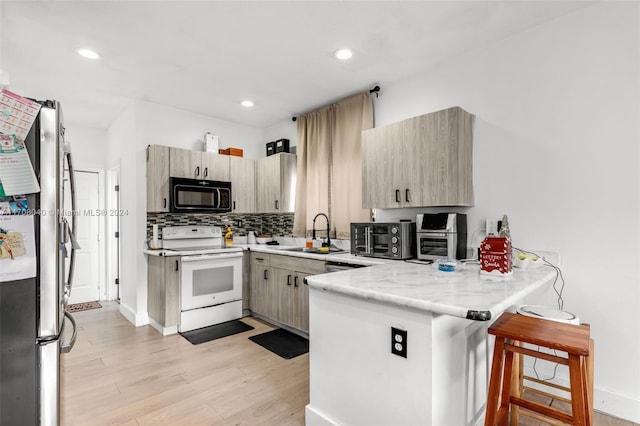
<box><xmin>480</xmin><ymin>236</ymin><xmax>513</xmax><ymax>276</ymax></box>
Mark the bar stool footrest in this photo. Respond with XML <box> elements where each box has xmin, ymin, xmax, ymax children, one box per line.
<box><xmin>511</xmin><ymin>396</ymin><xmax>572</xmax><ymax>424</ymax></box>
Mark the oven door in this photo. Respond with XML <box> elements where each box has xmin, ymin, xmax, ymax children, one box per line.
<box><xmin>180</xmin><ymin>252</ymin><xmax>243</xmax><ymax>310</ymax></box>
<box><xmin>418</xmin><ymin>232</ymin><xmax>455</xmax><ymax>260</ymax></box>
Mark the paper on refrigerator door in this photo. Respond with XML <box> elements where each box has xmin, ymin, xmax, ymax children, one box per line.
<box><xmin>0</xmin><ymin>214</ymin><xmax>37</xmax><ymax>282</ymax></box>
<box><xmin>0</xmin><ymin>134</ymin><xmax>40</xmax><ymax>196</ymax></box>
<box><xmin>0</xmin><ymin>89</ymin><xmax>41</xmax><ymax>140</ymax></box>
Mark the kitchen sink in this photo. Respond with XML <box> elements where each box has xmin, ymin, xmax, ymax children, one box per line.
<box><xmin>277</xmin><ymin>246</ymin><xmax>346</xmax><ymax>255</ymax></box>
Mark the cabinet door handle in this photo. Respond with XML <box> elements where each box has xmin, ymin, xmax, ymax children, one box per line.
<box><xmin>405</xmin><ymin>189</ymin><xmax>410</xmax><ymax>203</ymax></box>
<box><xmin>275</xmin><ymin>200</ymin><xmax>279</xmax><ymax>210</ymax></box>
<box><xmin>255</xmin><ymin>257</ymin><xmax>264</xmax><ymax>261</ymax></box>
<box><xmin>204</xmin><ymin>167</ymin><xmax>208</xmax><ymax>178</ymax></box>
<box><xmin>287</xmin><ymin>274</ymin><xmax>292</xmax><ymax>286</ymax></box>
<box><xmin>233</xmin><ymin>201</ymin><xmax>236</xmax><ymax>211</ymax></box>
<box><xmin>264</xmin><ymin>269</ymin><xmax>268</xmax><ymax>280</ymax></box>
<box><xmin>163</xmin><ymin>198</ymin><xmax>167</xmax><ymax>209</ymax></box>
<box><xmin>294</xmin><ymin>276</ymin><xmax>299</xmax><ymax>287</ymax></box>
<box><xmin>195</xmin><ymin>166</ymin><xmax>200</xmax><ymax>177</ymax></box>
<box><xmin>303</xmin><ymin>277</ymin><xmax>308</xmax><ymax>285</ymax></box>
<box><xmin>395</xmin><ymin>189</ymin><xmax>400</xmax><ymax>203</ymax></box>
<box><xmin>175</xmin><ymin>260</ymin><xmax>179</xmax><ymax>271</ymax></box>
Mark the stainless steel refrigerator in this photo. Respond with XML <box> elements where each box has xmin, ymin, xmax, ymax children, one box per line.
<box><xmin>0</xmin><ymin>100</ymin><xmax>78</xmax><ymax>425</ymax></box>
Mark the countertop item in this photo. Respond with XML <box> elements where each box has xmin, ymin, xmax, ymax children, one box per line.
<box><xmin>306</xmin><ymin>262</ymin><xmax>556</xmax><ymax>321</ymax></box>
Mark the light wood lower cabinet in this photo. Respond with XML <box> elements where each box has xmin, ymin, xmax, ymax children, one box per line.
<box><xmin>248</xmin><ymin>252</ymin><xmax>324</xmax><ymax>333</ymax></box>
<box><xmin>147</xmin><ymin>255</ymin><xmax>180</xmax><ymax>328</ymax></box>
<box><xmin>249</xmin><ymin>253</ymin><xmax>276</xmax><ymax>318</ymax></box>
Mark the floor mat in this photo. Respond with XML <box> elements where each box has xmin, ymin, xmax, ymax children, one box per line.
<box><xmin>248</xmin><ymin>328</ymin><xmax>309</xmax><ymax>359</ymax></box>
<box><xmin>66</xmin><ymin>301</ymin><xmax>102</xmax><ymax>313</ymax></box>
<box><xmin>180</xmin><ymin>320</ymin><xmax>254</xmax><ymax>345</ymax></box>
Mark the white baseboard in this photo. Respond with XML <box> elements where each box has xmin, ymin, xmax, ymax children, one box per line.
<box><xmin>118</xmin><ymin>303</ymin><xmax>149</xmax><ymax>327</ymax></box>
<box><xmin>523</xmin><ymin>365</ymin><xmax>640</xmax><ymax>423</ymax></box>
<box><xmin>305</xmin><ymin>405</ymin><xmax>338</xmax><ymax>426</ymax></box>
<box><xmin>148</xmin><ymin>318</ymin><xmax>178</xmax><ymax>336</ymax></box>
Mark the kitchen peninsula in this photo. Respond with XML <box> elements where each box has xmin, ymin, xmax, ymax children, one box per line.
<box><xmin>305</xmin><ymin>262</ymin><xmax>557</xmax><ymax>426</ymax></box>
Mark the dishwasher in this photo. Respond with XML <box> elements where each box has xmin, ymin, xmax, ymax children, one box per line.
<box><xmin>325</xmin><ymin>261</ymin><xmax>367</xmax><ymax>273</ymax></box>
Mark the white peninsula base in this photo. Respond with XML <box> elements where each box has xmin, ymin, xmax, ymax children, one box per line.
<box><xmin>305</xmin><ymin>264</ymin><xmax>554</xmax><ymax>426</ymax></box>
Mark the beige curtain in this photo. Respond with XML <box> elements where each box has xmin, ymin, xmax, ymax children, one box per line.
<box><xmin>331</xmin><ymin>93</ymin><xmax>373</xmax><ymax>239</ymax></box>
<box><xmin>293</xmin><ymin>106</ymin><xmax>332</xmax><ymax>237</ymax></box>
<box><xmin>294</xmin><ymin>92</ymin><xmax>372</xmax><ymax>239</ymax></box>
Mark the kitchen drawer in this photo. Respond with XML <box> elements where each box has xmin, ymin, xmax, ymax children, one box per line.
<box><xmin>250</xmin><ymin>252</ymin><xmax>271</xmax><ymax>266</ymax></box>
<box><xmin>270</xmin><ymin>254</ymin><xmax>325</xmax><ymax>275</ymax></box>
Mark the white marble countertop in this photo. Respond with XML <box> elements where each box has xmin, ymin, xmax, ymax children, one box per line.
<box><xmin>144</xmin><ymin>243</ymin><xmax>390</xmax><ymax>266</ymax></box>
<box><xmin>306</xmin><ymin>262</ymin><xmax>557</xmax><ymax>321</ymax></box>
<box><xmin>245</xmin><ymin>244</ymin><xmax>392</xmax><ymax>266</ymax></box>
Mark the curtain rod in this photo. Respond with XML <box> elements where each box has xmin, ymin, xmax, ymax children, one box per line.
<box><xmin>292</xmin><ymin>85</ymin><xmax>380</xmax><ymax>122</ymax></box>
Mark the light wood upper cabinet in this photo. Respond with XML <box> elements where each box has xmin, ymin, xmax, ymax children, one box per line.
<box><xmin>362</xmin><ymin>106</ymin><xmax>474</xmax><ymax>208</ymax></box>
<box><xmin>169</xmin><ymin>147</ymin><xmax>230</xmax><ymax>181</ymax></box>
<box><xmin>229</xmin><ymin>156</ymin><xmax>256</xmax><ymax>213</ymax></box>
<box><xmin>146</xmin><ymin>145</ymin><xmax>170</xmax><ymax>212</ymax></box>
<box><xmin>202</xmin><ymin>152</ymin><xmax>230</xmax><ymax>181</ymax></box>
<box><xmin>146</xmin><ymin>144</ymin><xmax>236</xmax><ymax>212</ymax></box>
<box><xmin>256</xmin><ymin>153</ymin><xmax>297</xmax><ymax>213</ymax></box>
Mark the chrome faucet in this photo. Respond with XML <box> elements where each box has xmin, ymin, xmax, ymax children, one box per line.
<box><xmin>312</xmin><ymin>213</ymin><xmax>331</xmax><ymax>248</ymax></box>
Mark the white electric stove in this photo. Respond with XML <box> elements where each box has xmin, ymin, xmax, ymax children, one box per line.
<box><xmin>162</xmin><ymin>226</ymin><xmax>243</xmax><ymax>332</ymax></box>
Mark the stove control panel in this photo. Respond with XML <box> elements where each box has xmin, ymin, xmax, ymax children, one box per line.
<box><xmin>162</xmin><ymin>226</ymin><xmax>222</xmax><ymax>240</ymax></box>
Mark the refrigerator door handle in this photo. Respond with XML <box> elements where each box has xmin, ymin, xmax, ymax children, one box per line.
<box><xmin>62</xmin><ymin>217</ymin><xmax>80</xmax><ymax>305</ymax></box>
<box><xmin>63</xmin><ymin>148</ymin><xmax>80</xmax><ymax>303</ymax></box>
<box><xmin>60</xmin><ymin>311</ymin><xmax>77</xmax><ymax>353</ymax></box>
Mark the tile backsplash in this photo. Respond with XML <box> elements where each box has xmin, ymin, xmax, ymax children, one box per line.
<box><xmin>147</xmin><ymin>212</ymin><xmax>294</xmax><ymax>240</ymax></box>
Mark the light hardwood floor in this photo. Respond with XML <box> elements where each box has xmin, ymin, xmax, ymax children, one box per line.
<box><xmin>62</xmin><ymin>302</ymin><xmax>637</xmax><ymax>426</ymax></box>
<box><xmin>61</xmin><ymin>302</ymin><xmax>308</xmax><ymax>425</ymax></box>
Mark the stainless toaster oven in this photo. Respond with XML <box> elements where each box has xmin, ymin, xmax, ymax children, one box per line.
<box><xmin>416</xmin><ymin>213</ymin><xmax>467</xmax><ymax>260</ymax></box>
<box><xmin>350</xmin><ymin>221</ymin><xmax>416</xmax><ymax>260</ymax></box>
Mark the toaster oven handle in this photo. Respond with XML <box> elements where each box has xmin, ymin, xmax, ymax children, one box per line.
<box><xmin>365</xmin><ymin>226</ymin><xmax>372</xmax><ymax>255</ymax></box>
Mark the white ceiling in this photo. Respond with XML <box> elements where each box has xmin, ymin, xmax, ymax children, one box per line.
<box><xmin>0</xmin><ymin>1</ymin><xmax>592</xmax><ymax>130</ymax></box>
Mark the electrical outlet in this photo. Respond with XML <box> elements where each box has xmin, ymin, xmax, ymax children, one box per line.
<box><xmin>391</xmin><ymin>327</ymin><xmax>407</xmax><ymax>358</ymax></box>
<box><xmin>486</xmin><ymin>219</ymin><xmax>498</xmax><ymax>236</ymax></box>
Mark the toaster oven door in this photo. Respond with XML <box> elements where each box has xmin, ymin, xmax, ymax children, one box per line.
<box><xmin>351</xmin><ymin>224</ymin><xmax>373</xmax><ymax>256</ymax></box>
<box><xmin>418</xmin><ymin>232</ymin><xmax>455</xmax><ymax>260</ymax></box>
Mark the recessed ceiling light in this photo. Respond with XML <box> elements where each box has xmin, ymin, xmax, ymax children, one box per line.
<box><xmin>333</xmin><ymin>48</ymin><xmax>353</xmax><ymax>60</ymax></box>
<box><xmin>241</xmin><ymin>100</ymin><xmax>254</xmax><ymax>107</ymax></box>
<box><xmin>77</xmin><ymin>48</ymin><xmax>101</xmax><ymax>60</ymax></box>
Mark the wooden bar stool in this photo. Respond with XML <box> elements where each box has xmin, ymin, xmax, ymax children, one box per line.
<box><xmin>484</xmin><ymin>312</ymin><xmax>592</xmax><ymax>426</ymax></box>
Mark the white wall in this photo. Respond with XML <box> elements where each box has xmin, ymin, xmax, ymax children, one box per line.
<box><xmin>65</xmin><ymin>124</ymin><xmax>107</xmax><ymax>170</ymax></box>
<box><xmin>106</xmin><ymin>102</ymin><xmax>149</xmax><ymax>325</ymax></box>
<box><xmin>138</xmin><ymin>101</ymin><xmax>263</xmax><ymax>159</ymax></box>
<box><xmin>374</xmin><ymin>2</ymin><xmax>639</xmax><ymax>421</ymax></box>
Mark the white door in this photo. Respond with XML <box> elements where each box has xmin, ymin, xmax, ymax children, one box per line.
<box><xmin>68</xmin><ymin>170</ymin><xmax>101</xmax><ymax>303</ymax></box>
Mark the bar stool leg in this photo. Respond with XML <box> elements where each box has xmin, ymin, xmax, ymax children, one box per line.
<box><xmin>509</xmin><ymin>347</ymin><xmax>522</xmax><ymax>426</ymax></box>
<box><xmin>485</xmin><ymin>337</ymin><xmax>506</xmax><ymax>426</ymax></box>
<box><xmin>587</xmin><ymin>338</ymin><xmax>594</xmax><ymax>422</ymax></box>
<box><xmin>497</xmin><ymin>349</ymin><xmax>515</xmax><ymax>426</ymax></box>
<box><xmin>568</xmin><ymin>354</ymin><xmax>588</xmax><ymax>425</ymax></box>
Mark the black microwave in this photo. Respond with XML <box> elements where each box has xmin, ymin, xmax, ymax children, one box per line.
<box><xmin>169</xmin><ymin>177</ymin><xmax>232</xmax><ymax>213</ymax></box>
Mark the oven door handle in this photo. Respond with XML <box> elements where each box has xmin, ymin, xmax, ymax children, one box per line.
<box><xmin>181</xmin><ymin>252</ymin><xmax>243</xmax><ymax>262</ymax></box>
